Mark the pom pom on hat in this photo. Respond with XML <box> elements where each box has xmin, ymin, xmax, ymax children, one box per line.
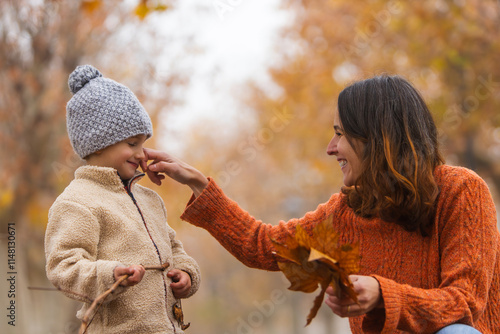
<box><xmin>68</xmin><ymin>65</ymin><xmax>103</xmax><ymax>94</ymax></box>
<box><xmin>66</xmin><ymin>65</ymin><xmax>153</xmax><ymax>159</ymax></box>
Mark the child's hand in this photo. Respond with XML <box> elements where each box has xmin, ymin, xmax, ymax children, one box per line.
<box><xmin>114</xmin><ymin>265</ymin><xmax>146</xmax><ymax>287</ymax></box>
<box><xmin>167</xmin><ymin>269</ymin><xmax>192</xmax><ymax>299</ymax></box>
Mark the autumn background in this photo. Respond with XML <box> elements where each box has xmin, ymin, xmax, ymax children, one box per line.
<box><xmin>1</xmin><ymin>0</ymin><xmax>500</xmax><ymax>333</ymax></box>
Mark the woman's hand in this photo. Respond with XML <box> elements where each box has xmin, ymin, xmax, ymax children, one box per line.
<box><xmin>168</xmin><ymin>269</ymin><xmax>192</xmax><ymax>299</ymax></box>
<box><xmin>141</xmin><ymin>148</ymin><xmax>208</xmax><ymax>197</ymax></box>
<box><xmin>325</xmin><ymin>275</ymin><xmax>383</xmax><ymax>317</ymax></box>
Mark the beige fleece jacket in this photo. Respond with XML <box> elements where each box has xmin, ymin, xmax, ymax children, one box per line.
<box><xmin>45</xmin><ymin>165</ymin><xmax>200</xmax><ymax>334</ymax></box>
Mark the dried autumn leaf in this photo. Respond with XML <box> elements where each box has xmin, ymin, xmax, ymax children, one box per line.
<box><xmin>294</xmin><ymin>224</ymin><xmax>314</xmax><ymax>249</ymax></box>
<box><xmin>306</xmin><ymin>275</ymin><xmax>333</xmax><ymax>325</ymax></box>
<box><xmin>308</xmin><ymin>247</ymin><xmax>338</xmax><ymax>266</ymax></box>
<box><xmin>338</xmin><ymin>244</ymin><xmax>361</xmax><ymax>275</ymax></box>
<box><xmin>308</xmin><ymin>246</ymin><xmax>358</xmax><ymax>302</ymax></box>
<box><xmin>277</xmin><ymin>248</ymin><xmax>331</xmax><ymax>293</ymax></box>
<box><xmin>173</xmin><ymin>302</ymin><xmax>190</xmax><ymax>330</ymax></box>
<box><xmin>269</xmin><ymin>232</ymin><xmax>301</xmax><ymax>265</ymax></box>
<box><xmin>269</xmin><ymin>215</ymin><xmax>361</xmax><ymax>326</ymax></box>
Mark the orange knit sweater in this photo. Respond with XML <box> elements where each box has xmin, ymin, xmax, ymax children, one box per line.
<box><xmin>181</xmin><ymin>165</ymin><xmax>500</xmax><ymax>333</ymax></box>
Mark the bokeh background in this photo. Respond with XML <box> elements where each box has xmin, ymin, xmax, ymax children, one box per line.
<box><xmin>1</xmin><ymin>0</ymin><xmax>500</xmax><ymax>333</ymax></box>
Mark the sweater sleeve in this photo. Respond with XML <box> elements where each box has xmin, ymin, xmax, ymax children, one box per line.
<box><xmin>45</xmin><ymin>199</ymin><xmax>125</xmax><ymax>303</ymax></box>
<box><xmin>167</xmin><ymin>226</ymin><xmax>202</xmax><ymax>298</ymax></box>
<box><xmin>180</xmin><ymin>177</ymin><xmax>335</xmax><ymax>271</ymax></box>
<box><xmin>363</xmin><ymin>170</ymin><xmax>499</xmax><ymax>333</ymax></box>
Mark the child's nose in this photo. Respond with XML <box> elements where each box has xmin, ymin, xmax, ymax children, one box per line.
<box><xmin>135</xmin><ymin>148</ymin><xmax>146</xmax><ymax>160</ymax></box>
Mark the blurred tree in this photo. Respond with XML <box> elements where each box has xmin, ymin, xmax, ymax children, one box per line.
<box><xmin>3</xmin><ymin>0</ymin><xmax>497</xmax><ymax>333</ymax></box>
<box><xmin>248</xmin><ymin>0</ymin><xmax>500</xmax><ymax>195</ymax></box>
<box><xmin>189</xmin><ymin>0</ymin><xmax>500</xmax><ymax>229</ymax></box>
<box><xmin>0</xmin><ymin>0</ymin><xmax>175</xmax><ymax>229</ymax></box>
<box><xmin>0</xmin><ymin>0</ymin><xmax>180</xmax><ymax>332</ymax></box>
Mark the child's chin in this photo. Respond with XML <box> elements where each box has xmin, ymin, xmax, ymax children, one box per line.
<box><xmin>120</xmin><ymin>170</ymin><xmax>136</xmax><ymax>179</ymax></box>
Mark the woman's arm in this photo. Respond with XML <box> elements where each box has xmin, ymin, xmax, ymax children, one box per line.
<box><xmin>142</xmin><ymin>148</ymin><xmax>335</xmax><ymax>271</ymax></box>
<box><xmin>182</xmin><ymin>177</ymin><xmax>292</xmax><ymax>270</ymax></box>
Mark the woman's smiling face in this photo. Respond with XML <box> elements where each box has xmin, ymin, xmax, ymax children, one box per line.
<box><xmin>326</xmin><ymin>111</ymin><xmax>365</xmax><ymax>187</ymax></box>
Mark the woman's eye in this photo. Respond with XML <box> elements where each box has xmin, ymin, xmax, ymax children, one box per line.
<box><xmin>335</xmin><ymin>132</ymin><xmax>343</xmax><ymax>137</ymax></box>
<box><xmin>128</xmin><ymin>142</ymin><xmax>137</xmax><ymax>147</ymax></box>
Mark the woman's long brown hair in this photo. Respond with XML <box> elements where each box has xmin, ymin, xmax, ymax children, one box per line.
<box><xmin>338</xmin><ymin>75</ymin><xmax>444</xmax><ymax>236</ymax></box>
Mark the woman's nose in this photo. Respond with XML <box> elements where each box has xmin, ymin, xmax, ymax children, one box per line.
<box><xmin>326</xmin><ymin>137</ymin><xmax>337</xmax><ymax>156</ymax></box>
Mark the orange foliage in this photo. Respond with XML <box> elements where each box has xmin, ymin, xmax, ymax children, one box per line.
<box><xmin>270</xmin><ymin>216</ymin><xmax>360</xmax><ymax>325</ymax></box>
<box><xmin>240</xmin><ymin>0</ymin><xmax>500</xmax><ymax>211</ymax></box>
<box><xmin>134</xmin><ymin>0</ymin><xmax>170</xmax><ymax>20</ymax></box>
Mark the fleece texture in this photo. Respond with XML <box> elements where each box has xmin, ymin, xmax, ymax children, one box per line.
<box><xmin>45</xmin><ymin>165</ymin><xmax>200</xmax><ymax>334</ymax></box>
<box><xmin>181</xmin><ymin>165</ymin><xmax>500</xmax><ymax>333</ymax></box>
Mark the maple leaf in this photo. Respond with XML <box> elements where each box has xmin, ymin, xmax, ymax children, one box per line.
<box><xmin>269</xmin><ymin>215</ymin><xmax>360</xmax><ymax>326</ymax></box>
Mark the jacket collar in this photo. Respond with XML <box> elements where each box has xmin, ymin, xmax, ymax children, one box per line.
<box><xmin>75</xmin><ymin>165</ymin><xmax>144</xmax><ymax>192</ymax></box>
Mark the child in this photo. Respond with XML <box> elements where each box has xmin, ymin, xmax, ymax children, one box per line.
<box><xmin>45</xmin><ymin>65</ymin><xmax>201</xmax><ymax>334</ymax></box>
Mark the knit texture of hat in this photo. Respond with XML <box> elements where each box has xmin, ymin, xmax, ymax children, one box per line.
<box><xmin>66</xmin><ymin>65</ymin><xmax>153</xmax><ymax>159</ymax></box>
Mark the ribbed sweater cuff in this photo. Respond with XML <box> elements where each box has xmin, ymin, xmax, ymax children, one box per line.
<box><xmin>364</xmin><ymin>275</ymin><xmax>402</xmax><ymax>333</ymax></box>
<box><xmin>180</xmin><ymin>177</ymin><xmax>227</xmax><ymax>229</ymax></box>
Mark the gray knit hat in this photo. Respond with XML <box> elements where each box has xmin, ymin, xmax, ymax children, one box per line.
<box><xmin>66</xmin><ymin>65</ymin><xmax>153</xmax><ymax>158</ymax></box>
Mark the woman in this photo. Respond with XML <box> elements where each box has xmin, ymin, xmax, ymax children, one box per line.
<box><xmin>142</xmin><ymin>75</ymin><xmax>500</xmax><ymax>333</ymax></box>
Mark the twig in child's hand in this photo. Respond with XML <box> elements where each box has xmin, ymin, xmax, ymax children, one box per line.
<box><xmin>79</xmin><ymin>261</ymin><xmax>171</xmax><ymax>334</ymax></box>
<box><xmin>79</xmin><ymin>274</ymin><xmax>129</xmax><ymax>334</ymax></box>
<box><xmin>144</xmin><ymin>262</ymin><xmax>170</xmax><ymax>271</ymax></box>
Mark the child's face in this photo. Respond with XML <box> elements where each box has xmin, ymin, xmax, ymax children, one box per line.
<box><xmin>87</xmin><ymin>134</ymin><xmax>148</xmax><ymax>180</ymax></box>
